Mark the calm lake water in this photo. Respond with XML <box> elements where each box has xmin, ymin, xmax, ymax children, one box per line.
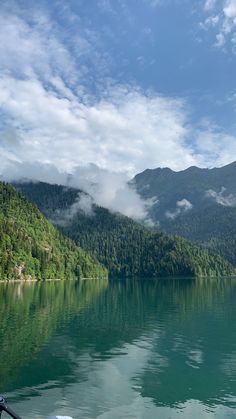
<box><xmin>1</xmin><ymin>278</ymin><xmax>236</xmax><ymax>419</ymax></box>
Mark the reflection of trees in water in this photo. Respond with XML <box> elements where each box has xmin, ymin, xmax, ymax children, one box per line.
<box><xmin>0</xmin><ymin>279</ymin><xmax>108</xmax><ymax>391</ymax></box>
<box><xmin>137</xmin><ymin>278</ymin><xmax>236</xmax><ymax>408</ymax></box>
<box><xmin>69</xmin><ymin>277</ymin><xmax>236</xmax><ymax>336</ymax></box>
<box><xmin>1</xmin><ymin>277</ymin><xmax>236</xmax><ymax>408</ymax></box>
<box><xmin>57</xmin><ymin>277</ymin><xmax>236</xmax><ymax>408</ymax></box>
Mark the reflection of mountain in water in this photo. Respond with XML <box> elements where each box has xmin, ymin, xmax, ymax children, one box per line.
<box><xmin>0</xmin><ymin>279</ymin><xmax>108</xmax><ymax>391</ymax></box>
<box><xmin>2</xmin><ymin>278</ymin><xmax>236</xmax><ymax>415</ymax></box>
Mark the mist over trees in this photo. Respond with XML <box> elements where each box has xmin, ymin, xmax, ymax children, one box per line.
<box><xmin>15</xmin><ymin>182</ymin><xmax>235</xmax><ymax>279</ymax></box>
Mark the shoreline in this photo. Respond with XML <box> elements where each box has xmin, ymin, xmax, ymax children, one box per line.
<box><xmin>0</xmin><ymin>277</ymin><xmax>108</xmax><ymax>283</ymax></box>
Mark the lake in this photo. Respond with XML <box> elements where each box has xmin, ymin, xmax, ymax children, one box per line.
<box><xmin>1</xmin><ymin>277</ymin><xmax>236</xmax><ymax>419</ymax></box>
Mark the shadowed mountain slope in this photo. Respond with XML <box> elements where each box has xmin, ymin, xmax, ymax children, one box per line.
<box><xmin>133</xmin><ymin>161</ymin><xmax>236</xmax><ymax>265</ymax></box>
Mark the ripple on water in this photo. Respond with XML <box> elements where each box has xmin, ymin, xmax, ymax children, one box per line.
<box><xmin>1</xmin><ymin>278</ymin><xmax>236</xmax><ymax>418</ymax></box>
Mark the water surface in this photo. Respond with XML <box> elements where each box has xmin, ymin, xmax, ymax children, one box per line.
<box><xmin>1</xmin><ymin>278</ymin><xmax>236</xmax><ymax>418</ymax></box>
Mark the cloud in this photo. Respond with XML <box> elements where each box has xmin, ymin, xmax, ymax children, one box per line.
<box><xmin>215</xmin><ymin>32</ymin><xmax>226</xmax><ymax>47</ymax></box>
<box><xmin>201</xmin><ymin>0</ymin><xmax>236</xmax><ymax>53</ymax></box>
<box><xmin>68</xmin><ymin>165</ymin><xmax>157</xmax><ymax>221</ymax></box>
<box><xmin>224</xmin><ymin>0</ymin><xmax>236</xmax><ymax>18</ymax></box>
<box><xmin>177</xmin><ymin>199</ymin><xmax>193</xmax><ymax>211</ymax></box>
<box><xmin>76</xmin><ymin>193</ymin><xmax>94</xmax><ymax>216</ymax></box>
<box><xmin>0</xmin><ymin>9</ymin><xmax>78</xmax><ymax>83</ymax></box>
<box><xmin>1</xmin><ymin>1</ymin><xmax>236</xmax><ymax>224</ymax></box>
<box><xmin>165</xmin><ymin>199</ymin><xmax>193</xmax><ymax>220</ymax></box>
<box><xmin>204</xmin><ymin>0</ymin><xmax>217</xmax><ymax>11</ymax></box>
<box><xmin>0</xmin><ymin>2</ymin><xmax>111</xmax><ymax>90</ymax></box>
<box><xmin>0</xmin><ymin>71</ymin><xmax>202</xmax><ymax>173</ymax></box>
<box><xmin>52</xmin><ymin>192</ymin><xmax>95</xmax><ymax>226</ymax></box>
<box><xmin>193</xmin><ymin>129</ymin><xmax>236</xmax><ymax>168</ymax></box>
<box><xmin>2</xmin><ymin>161</ymin><xmax>157</xmax><ymax>223</ymax></box>
<box><xmin>2</xmin><ymin>68</ymin><xmax>235</xmax><ymax>176</ymax></box>
<box><xmin>206</xmin><ymin>187</ymin><xmax>236</xmax><ymax>206</ymax></box>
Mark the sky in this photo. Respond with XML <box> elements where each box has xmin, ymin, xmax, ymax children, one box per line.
<box><xmin>0</xmin><ymin>0</ymin><xmax>236</xmax><ymax>217</ymax></box>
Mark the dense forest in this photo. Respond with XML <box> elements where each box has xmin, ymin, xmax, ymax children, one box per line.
<box><xmin>133</xmin><ymin>161</ymin><xmax>236</xmax><ymax>266</ymax></box>
<box><xmin>0</xmin><ymin>182</ymin><xmax>107</xmax><ymax>280</ymax></box>
<box><xmin>15</xmin><ymin>182</ymin><xmax>235</xmax><ymax>278</ymax></box>
<box><xmin>161</xmin><ymin>204</ymin><xmax>236</xmax><ymax>265</ymax></box>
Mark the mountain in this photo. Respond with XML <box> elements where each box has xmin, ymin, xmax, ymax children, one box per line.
<box><xmin>133</xmin><ymin>161</ymin><xmax>236</xmax><ymax>265</ymax></box>
<box><xmin>161</xmin><ymin>204</ymin><xmax>236</xmax><ymax>265</ymax></box>
<box><xmin>133</xmin><ymin>161</ymin><xmax>236</xmax><ymax>221</ymax></box>
<box><xmin>14</xmin><ymin>181</ymin><xmax>235</xmax><ymax>278</ymax></box>
<box><xmin>0</xmin><ymin>182</ymin><xmax>107</xmax><ymax>280</ymax></box>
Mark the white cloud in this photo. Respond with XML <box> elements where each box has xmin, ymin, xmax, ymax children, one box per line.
<box><xmin>0</xmin><ymin>11</ymin><xmax>78</xmax><ymax>83</ymax></box>
<box><xmin>177</xmin><ymin>199</ymin><xmax>193</xmax><ymax>210</ymax></box>
<box><xmin>223</xmin><ymin>0</ymin><xmax>236</xmax><ymax>18</ymax></box>
<box><xmin>215</xmin><ymin>32</ymin><xmax>226</xmax><ymax>47</ymax></box>
<box><xmin>0</xmin><ymin>3</ymin><xmax>111</xmax><ymax>90</ymax></box>
<box><xmin>76</xmin><ymin>194</ymin><xmax>94</xmax><ymax>216</ymax></box>
<box><xmin>0</xmin><ymin>73</ymin><xmax>200</xmax><ymax>173</ymax></box>
<box><xmin>2</xmin><ymin>161</ymin><xmax>157</xmax><ymax>223</ymax></box>
<box><xmin>204</xmin><ymin>0</ymin><xmax>217</xmax><ymax>11</ymax></box>
<box><xmin>200</xmin><ymin>15</ymin><xmax>220</xmax><ymax>29</ymax></box>
<box><xmin>194</xmin><ymin>129</ymin><xmax>236</xmax><ymax>167</ymax></box>
<box><xmin>206</xmin><ymin>187</ymin><xmax>236</xmax><ymax>206</ymax></box>
<box><xmin>0</xmin><ymin>5</ymin><xmax>235</xmax><ymax>176</ymax></box>
<box><xmin>0</xmin><ymin>3</ymin><xmax>236</xmax><ymax>223</ymax></box>
<box><xmin>52</xmin><ymin>192</ymin><xmax>95</xmax><ymax>226</ymax></box>
<box><xmin>165</xmin><ymin>199</ymin><xmax>193</xmax><ymax>220</ymax></box>
<box><xmin>3</xmin><ymin>70</ymin><xmax>235</xmax><ymax>179</ymax></box>
<box><xmin>202</xmin><ymin>0</ymin><xmax>236</xmax><ymax>52</ymax></box>
<box><xmin>69</xmin><ymin>165</ymin><xmax>157</xmax><ymax>221</ymax></box>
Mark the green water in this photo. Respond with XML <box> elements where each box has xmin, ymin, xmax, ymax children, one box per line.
<box><xmin>1</xmin><ymin>278</ymin><xmax>236</xmax><ymax>418</ymax></box>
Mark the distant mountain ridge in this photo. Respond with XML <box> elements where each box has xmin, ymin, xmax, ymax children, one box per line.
<box><xmin>133</xmin><ymin>161</ymin><xmax>236</xmax><ymax>265</ymax></box>
<box><xmin>133</xmin><ymin>161</ymin><xmax>236</xmax><ymax>218</ymax></box>
<box><xmin>15</xmin><ymin>181</ymin><xmax>235</xmax><ymax>278</ymax></box>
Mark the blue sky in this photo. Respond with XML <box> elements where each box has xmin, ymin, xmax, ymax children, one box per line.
<box><xmin>0</xmin><ymin>0</ymin><xmax>236</xmax><ymax>181</ymax></box>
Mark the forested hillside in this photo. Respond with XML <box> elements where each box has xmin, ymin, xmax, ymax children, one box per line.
<box><xmin>133</xmin><ymin>161</ymin><xmax>236</xmax><ymax>265</ymax></box>
<box><xmin>15</xmin><ymin>182</ymin><xmax>235</xmax><ymax>278</ymax></box>
<box><xmin>162</xmin><ymin>204</ymin><xmax>236</xmax><ymax>265</ymax></box>
<box><xmin>0</xmin><ymin>183</ymin><xmax>107</xmax><ymax>280</ymax></box>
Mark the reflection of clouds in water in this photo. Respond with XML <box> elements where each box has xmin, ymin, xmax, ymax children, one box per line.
<box><xmin>186</xmin><ymin>349</ymin><xmax>204</xmax><ymax>369</ymax></box>
<box><xmin>172</xmin><ymin>335</ymin><xmax>185</xmax><ymax>352</ymax></box>
<box><xmin>172</xmin><ymin>336</ymin><xmax>204</xmax><ymax>369</ymax></box>
<box><xmin>8</xmin><ymin>337</ymin><xmax>154</xmax><ymax>419</ymax></box>
<box><xmin>221</xmin><ymin>351</ymin><xmax>236</xmax><ymax>377</ymax></box>
<box><xmin>7</xmin><ymin>335</ymin><xmax>235</xmax><ymax>419</ymax></box>
<box><xmin>4</xmin><ymin>277</ymin><xmax>236</xmax><ymax>419</ymax></box>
